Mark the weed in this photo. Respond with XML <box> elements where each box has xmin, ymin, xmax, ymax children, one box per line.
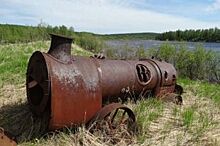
<box><xmin>134</xmin><ymin>98</ymin><xmax>164</xmax><ymax>143</ymax></box>
<box><xmin>182</xmin><ymin>107</ymin><xmax>195</xmax><ymax>129</ymax></box>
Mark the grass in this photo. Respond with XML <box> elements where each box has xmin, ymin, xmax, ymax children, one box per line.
<box><xmin>178</xmin><ymin>78</ymin><xmax>220</xmax><ymax>107</ymax></box>
<box><xmin>182</xmin><ymin>107</ymin><xmax>195</xmax><ymax>129</ymax></box>
<box><xmin>133</xmin><ymin>99</ymin><xmax>164</xmax><ymax>143</ymax></box>
<box><xmin>0</xmin><ymin>41</ymin><xmax>92</xmax><ymax>86</ymax></box>
<box><xmin>0</xmin><ymin>42</ymin><xmax>220</xmax><ymax>145</ymax></box>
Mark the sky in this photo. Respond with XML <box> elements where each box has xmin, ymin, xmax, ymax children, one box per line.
<box><xmin>0</xmin><ymin>0</ymin><xmax>220</xmax><ymax>34</ymax></box>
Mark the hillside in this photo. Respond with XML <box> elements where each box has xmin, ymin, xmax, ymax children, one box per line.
<box><xmin>0</xmin><ymin>42</ymin><xmax>219</xmax><ymax>146</ymax></box>
<box><xmin>0</xmin><ymin>24</ymin><xmax>158</xmax><ymax>44</ymax></box>
<box><xmin>2</xmin><ymin>24</ymin><xmax>220</xmax><ymax>43</ymax></box>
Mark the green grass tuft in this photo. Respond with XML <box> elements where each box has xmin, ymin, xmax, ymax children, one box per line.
<box><xmin>182</xmin><ymin>107</ymin><xmax>195</xmax><ymax>129</ymax></box>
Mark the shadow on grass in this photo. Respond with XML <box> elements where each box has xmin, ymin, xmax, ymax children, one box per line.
<box><xmin>0</xmin><ymin>102</ymin><xmax>49</xmax><ymax>143</ymax></box>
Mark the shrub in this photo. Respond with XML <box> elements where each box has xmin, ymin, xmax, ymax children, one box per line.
<box><xmin>75</xmin><ymin>33</ymin><xmax>104</xmax><ymax>53</ymax></box>
<box><xmin>146</xmin><ymin>44</ymin><xmax>220</xmax><ymax>82</ymax></box>
<box><xmin>135</xmin><ymin>45</ymin><xmax>146</xmax><ymax>59</ymax></box>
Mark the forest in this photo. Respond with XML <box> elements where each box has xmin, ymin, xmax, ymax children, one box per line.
<box><xmin>0</xmin><ymin>24</ymin><xmax>74</xmax><ymax>43</ymax></box>
<box><xmin>1</xmin><ymin>24</ymin><xmax>220</xmax><ymax>44</ymax></box>
<box><xmin>156</xmin><ymin>28</ymin><xmax>220</xmax><ymax>42</ymax></box>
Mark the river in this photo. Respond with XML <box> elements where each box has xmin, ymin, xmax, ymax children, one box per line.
<box><xmin>105</xmin><ymin>40</ymin><xmax>220</xmax><ymax>51</ymax></box>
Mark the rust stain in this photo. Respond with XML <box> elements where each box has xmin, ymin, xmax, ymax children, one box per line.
<box><xmin>0</xmin><ymin>128</ymin><xmax>17</xmax><ymax>146</ymax></box>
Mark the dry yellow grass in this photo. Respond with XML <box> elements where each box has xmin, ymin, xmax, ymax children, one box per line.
<box><xmin>0</xmin><ymin>81</ymin><xmax>220</xmax><ymax>146</ymax></box>
<box><xmin>141</xmin><ymin>89</ymin><xmax>220</xmax><ymax>145</ymax></box>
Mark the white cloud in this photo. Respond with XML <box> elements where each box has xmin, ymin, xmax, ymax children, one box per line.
<box><xmin>1</xmin><ymin>0</ymin><xmax>220</xmax><ymax>33</ymax></box>
<box><xmin>206</xmin><ymin>0</ymin><xmax>220</xmax><ymax>12</ymax></box>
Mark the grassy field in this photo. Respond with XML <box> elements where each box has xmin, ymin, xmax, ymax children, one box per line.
<box><xmin>0</xmin><ymin>42</ymin><xmax>220</xmax><ymax>146</ymax></box>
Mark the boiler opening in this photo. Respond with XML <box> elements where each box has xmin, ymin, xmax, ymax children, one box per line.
<box><xmin>27</xmin><ymin>76</ymin><xmax>44</xmax><ymax>106</ymax></box>
<box><xmin>26</xmin><ymin>51</ymin><xmax>50</xmax><ymax>115</ymax></box>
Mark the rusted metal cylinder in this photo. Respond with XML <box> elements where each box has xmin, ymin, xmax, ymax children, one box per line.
<box><xmin>99</xmin><ymin>59</ymin><xmax>176</xmax><ymax>98</ymax></box>
<box><xmin>26</xmin><ymin>34</ymin><xmax>179</xmax><ymax>130</ymax></box>
<box><xmin>0</xmin><ymin>128</ymin><xmax>17</xmax><ymax>146</ymax></box>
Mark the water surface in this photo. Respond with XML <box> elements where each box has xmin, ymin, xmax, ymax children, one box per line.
<box><xmin>105</xmin><ymin>40</ymin><xmax>220</xmax><ymax>51</ymax></box>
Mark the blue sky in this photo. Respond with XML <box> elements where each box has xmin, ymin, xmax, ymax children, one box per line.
<box><xmin>0</xmin><ymin>0</ymin><xmax>220</xmax><ymax>34</ymax></box>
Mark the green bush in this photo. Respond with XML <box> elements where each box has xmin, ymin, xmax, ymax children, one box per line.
<box><xmin>75</xmin><ymin>33</ymin><xmax>104</xmax><ymax>53</ymax></box>
<box><xmin>104</xmin><ymin>44</ymin><xmax>135</xmax><ymax>59</ymax></box>
<box><xmin>147</xmin><ymin>44</ymin><xmax>220</xmax><ymax>82</ymax></box>
<box><xmin>157</xmin><ymin>43</ymin><xmax>176</xmax><ymax>63</ymax></box>
<box><xmin>135</xmin><ymin>45</ymin><xmax>146</xmax><ymax>59</ymax></box>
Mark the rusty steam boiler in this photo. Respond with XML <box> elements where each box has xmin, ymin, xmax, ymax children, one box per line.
<box><xmin>26</xmin><ymin>34</ymin><xmax>183</xmax><ymax>131</ymax></box>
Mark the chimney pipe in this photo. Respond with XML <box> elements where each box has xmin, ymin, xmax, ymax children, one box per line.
<box><xmin>48</xmin><ymin>33</ymin><xmax>73</xmax><ymax>62</ymax></box>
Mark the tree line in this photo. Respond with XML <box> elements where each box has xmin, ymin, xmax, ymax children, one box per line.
<box><xmin>0</xmin><ymin>24</ymin><xmax>103</xmax><ymax>53</ymax></box>
<box><xmin>156</xmin><ymin>28</ymin><xmax>220</xmax><ymax>42</ymax></box>
<box><xmin>0</xmin><ymin>24</ymin><xmax>75</xmax><ymax>43</ymax></box>
<box><xmin>99</xmin><ymin>32</ymin><xmax>158</xmax><ymax>40</ymax></box>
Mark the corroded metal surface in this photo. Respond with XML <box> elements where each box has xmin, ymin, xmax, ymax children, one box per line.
<box><xmin>88</xmin><ymin>103</ymin><xmax>135</xmax><ymax>123</ymax></box>
<box><xmin>87</xmin><ymin>103</ymin><xmax>137</xmax><ymax>134</ymax></box>
<box><xmin>0</xmin><ymin>128</ymin><xmax>17</xmax><ymax>146</ymax></box>
<box><xmin>26</xmin><ymin>34</ymin><xmax>183</xmax><ymax>131</ymax></box>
